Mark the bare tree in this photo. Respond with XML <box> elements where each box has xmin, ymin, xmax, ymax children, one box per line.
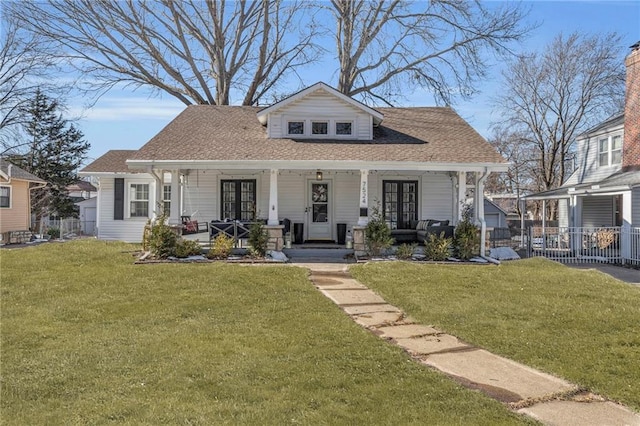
<box><xmin>328</xmin><ymin>0</ymin><xmax>531</xmax><ymax>105</ymax></box>
<box><xmin>9</xmin><ymin>0</ymin><xmax>321</xmax><ymax>106</ymax></box>
<box><xmin>0</xmin><ymin>11</ymin><xmax>60</xmax><ymax>151</ymax></box>
<box><xmin>494</xmin><ymin>33</ymin><xmax>625</xmax><ymax>203</ymax></box>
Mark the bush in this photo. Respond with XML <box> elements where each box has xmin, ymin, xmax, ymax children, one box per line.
<box><xmin>395</xmin><ymin>243</ymin><xmax>417</xmax><ymax>260</ymax></box>
<box><xmin>454</xmin><ymin>207</ymin><xmax>479</xmax><ymax>260</ymax></box>
<box><xmin>47</xmin><ymin>227</ymin><xmax>60</xmax><ymax>239</ymax></box>
<box><xmin>207</xmin><ymin>233</ymin><xmax>235</xmax><ymax>259</ymax></box>
<box><xmin>148</xmin><ymin>214</ymin><xmax>177</xmax><ymax>259</ymax></box>
<box><xmin>174</xmin><ymin>239</ymin><xmax>202</xmax><ymax>258</ymax></box>
<box><xmin>424</xmin><ymin>232</ymin><xmax>452</xmax><ymax>261</ymax></box>
<box><xmin>365</xmin><ymin>202</ymin><xmax>394</xmax><ymax>257</ymax></box>
<box><xmin>248</xmin><ymin>221</ymin><xmax>268</xmax><ymax>258</ymax></box>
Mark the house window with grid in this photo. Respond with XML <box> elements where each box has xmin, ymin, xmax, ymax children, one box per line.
<box><xmin>221</xmin><ymin>180</ymin><xmax>256</xmax><ymax>221</ymax></box>
<box><xmin>163</xmin><ymin>184</ymin><xmax>171</xmax><ymax>214</ymax></box>
<box><xmin>129</xmin><ymin>183</ymin><xmax>149</xmax><ymax>217</ymax></box>
<box><xmin>599</xmin><ymin>134</ymin><xmax>623</xmax><ymax>167</ymax></box>
<box><xmin>383</xmin><ymin>180</ymin><xmax>418</xmax><ymax>230</ymax></box>
<box><xmin>0</xmin><ymin>186</ymin><xmax>10</xmax><ymax>208</ymax></box>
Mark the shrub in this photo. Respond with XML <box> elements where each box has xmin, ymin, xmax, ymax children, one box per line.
<box><xmin>148</xmin><ymin>214</ymin><xmax>177</xmax><ymax>259</ymax></box>
<box><xmin>47</xmin><ymin>227</ymin><xmax>60</xmax><ymax>239</ymax></box>
<box><xmin>424</xmin><ymin>232</ymin><xmax>452</xmax><ymax>261</ymax></box>
<box><xmin>207</xmin><ymin>233</ymin><xmax>235</xmax><ymax>259</ymax></box>
<box><xmin>174</xmin><ymin>239</ymin><xmax>202</xmax><ymax>258</ymax></box>
<box><xmin>395</xmin><ymin>243</ymin><xmax>417</xmax><ymax>260</ymax></box>
<box><xmin>454</xmin><ymin>207</ymin><xmax>479</xmax><ymax>260</ymax></box>
<box><xmin>365</xmin><ymin>202</ymin><xmax>394</xmax><ymax>257</ymax></box>
<box><xmin>248</xmin><ymin>221</ymin><xmax>268</xmax><ymax>258</ymax></box>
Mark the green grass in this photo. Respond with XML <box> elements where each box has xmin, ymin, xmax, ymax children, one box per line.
<box><xmin>0</xmin><ymin>240</ymin><xmax>533</xmax><ymax>425</ymax></box>
<box><xmin>350</xmin><ymin>258</ymin><xmax>640</xmax><ymax>410</ymax></box>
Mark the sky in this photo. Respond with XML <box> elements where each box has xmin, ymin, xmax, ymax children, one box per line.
<box><xmin>70</xmin><ymin>1</ymin><xmax>640</xmax><ymax>166</ymax></box>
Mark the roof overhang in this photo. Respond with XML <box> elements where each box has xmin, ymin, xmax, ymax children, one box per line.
<box><xmin>124</xmin><ymin>159</ymin><xmax>509</xmax><ymax>173</ymax></box>
<box><xmin>525</xmin><ymin>184</ymin><xmax>632</xmax><ymax>200</ymax></box>
<box><xmin>256</xmin><ymin>82</ymin><xmax>384</xmax><ymax>126</ymax></box>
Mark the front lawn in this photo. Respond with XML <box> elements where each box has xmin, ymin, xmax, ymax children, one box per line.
<box><xmin>350</xmin><ymin>259</ymin><xmax>640</xmax><ymax>410</ymax></box>
<box><xmin>0</xmin><ymin>240</ymin><xmax>532</xmax><ymax>425</ymax></box>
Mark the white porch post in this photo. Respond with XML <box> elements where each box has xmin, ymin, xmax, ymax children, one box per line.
<box><xmin>169</xmin><ymin>169</ymin><xmax>181</xmax><ymax>224</ymax></box>
<box><xmin>456</xmin><ymin>171</ymin><xmax>467</xmax><ymax>224</ymax></box>
<box><xmin>474</xmin><ymin>170</ymin><xmax>488</xmax><ymax>257</ymax></box>
<box><xmin>150</xmin><ymin>167</ymin><xmax>163</xmax><ymax>221</ymax></box>
<box><xmin>621</xmin><ymin>191</ymin><xmax>632</xmax><ymax>263</ymax></box>
<box><xmin>267</xmin><ymin>169</ymin><xmax>279</xmax><ymax>226</ymax></box>
<box><xmin>357</xmin><ymin>169</ymin><xmax>369</xmax><ymax>226</ymax></box>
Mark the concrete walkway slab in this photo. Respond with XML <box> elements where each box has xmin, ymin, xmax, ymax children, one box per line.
<box><xmin>319</xmin><ymin>289</ymin><xmax>386</xmax><ymax>306</ymax></box>
<box><xmin>342</xmin><ymin>304</ymin><xmax>402</xmax><ymax>315</ymax></box>
<box><xmin>377</xmin><ymin>324</ymin><xmax>439</xmax><ymax>339</ymax></box>
<box><xmin>353</xmin><ymin>311</ymin><xmax>404</xmax><ymax>327</ymax></box>
<box><xmin>519</xmin><ymin>400</ymin><xmax>640</xmax><ymax>426</ymax></box>
<box><xmin>396</xmin><ymin>334</ymin><xmax>470</xmax><ymax>355</ymax></box>
<box><xmin>423</xmin><ymin>349</ymin><xmax>576</xmax><ymax>402</ymax></box>
<box><xmin>311</xmin><ymin>277</ymin><xmax>367</xmax><ymax>289</ymax></box>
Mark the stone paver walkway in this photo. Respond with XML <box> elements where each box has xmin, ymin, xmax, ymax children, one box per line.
<box><xmin>303</xmin><ymin>265</ymin><xmax>640</xmax><ymax>426</ymax></box>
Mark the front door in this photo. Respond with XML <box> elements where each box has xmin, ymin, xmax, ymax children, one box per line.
<box><xmin>308</xmin><ymin>181</ymin><xmax>332</xmax><ymax>240</ymax></box>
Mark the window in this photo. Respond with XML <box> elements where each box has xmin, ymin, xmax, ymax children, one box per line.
<box><xmin>129</xmin><ymin>183</ymin><xmax>149</xmax><ymax>217</ymax></box>
<box><xmin>383</xmin><ymin>180</ymin><xmax>418</xmax><ymax>229</ymax></box>
<box><xmin>312</xmin><ymin>121</ymin><xmax>328</xmax><ymax>135</ymax></box>
<box><xmin>287</xmin><ymin>121</ymin><xmax>304</xmax><ymax>135</ymax></box>
<box><xmin>221</xmin><ymin>179</ymin><xmax>256</xmax><ymax>221</ymax></box>
<box><xmin>599</xmin><ymin>134</ymin><xmax>623</xmax><ymax>167</ymax></box>
<box><xmin>163</xmin><ymin>184</ymin><xmax>171</xmax><ymax>214</ymax></box>
<box><xmin>335</xmin><ymin>122</ymin><xmax>352</xmax><ymax>135</ymax></box>
<box><xmin>0</xmin><ymin>186</ymin><xmax>10</xmax><ymax>208</ymax></box>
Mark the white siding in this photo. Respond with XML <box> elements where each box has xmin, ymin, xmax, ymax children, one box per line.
<box><xmin>581</xmin><ymin>196</ymin><xmax>614</xmax><ymax>227</ymax></box>
<box><xmin>269</xmin><ymin>91</ymin><xmax>372</xmax><ymax>140</ymax></box>
<box><xmin>633</xmin><ymin>187</ymin><xmax>640</xmax><ymax>227</ymax></box>
<box><xmin>565</xmin><ymin>127</ymin><xmax>624</xmax><ymax>186</ymax></box>
<box><xmin>97</xmin><ymin>177</ymin><xmax>155</xmax><ymax>243</ymax></box>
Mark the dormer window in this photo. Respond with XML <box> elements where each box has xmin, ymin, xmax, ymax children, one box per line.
<box><xmin>598</xmin><ymin>134</ymin><xmax>623</xmax><ymax>167</ymax></box>
<box><xmin>288</xmin><ymin>121</ymin><xmax>304</xmax><ymax>135</ymax></box>
<box><xmin>312</xmin><ymin>121</ymin><xmax>328</xmax><ymax>135</ymax></box>
<box><xmin>336</xmin><ymin>122</ymin><xmax>352</xmax><ymax>135</ymax></box>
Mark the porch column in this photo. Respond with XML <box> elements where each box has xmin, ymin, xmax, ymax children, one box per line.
<box><xmin>456</xmin><ymin>171</ymin><xmax>467</xmax><ymax>224</ymax></box>
<box><xmin>474</xmin><ymin>170</ymin><xmax>489</xmax><ymax>257</ymax></box>
<box><xmin>169</xmin><ymin>169</ymin><xmax>181</xmax><ymax>224</ymax></box>
<box><xmin>621</xmin><ymin>191</ymin><xmax>632</xmax><ymax>262</ymax></box>
<box><xmin>150</xmin><ymin>168</ymin><xmax>164</xmax><ymax>221</ymax></box>
<box><xmin>357</xmin><ymin>169</ymin><xmax>369</xmax><ymax>226</ymax></box>
<box><xmin>267</xmin><ymin>169</ymin><xmax>279</xmax><ymax>226</ymax></box>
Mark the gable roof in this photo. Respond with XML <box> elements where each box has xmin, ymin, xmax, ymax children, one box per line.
<box><xmin>122</xmin><ymin>105</ymin><xmax>505</xmax><ymax>168</ymax></box>
<box><xmin>81</xmin><ymin>150</ymin><xmax>139</xmax><ymax>174</ymax></box>
<box><xmin>67</xmin><ymin>180</ymin><xmax>97</xmax><ymax>192</ymax></box>
<box><xmin>0</xmin><ymin>158</ymin><xmax>46</xmax><ymax>182</ymax></box>
<box><xmin>577</xmin><ymin>113</ymin><xmax>624</xmax><ymax>139</ymax></box>
<box><xmin>256</xmin><ymin>82</ymin><xmax>384</xmax><ymax>125</ymax></box>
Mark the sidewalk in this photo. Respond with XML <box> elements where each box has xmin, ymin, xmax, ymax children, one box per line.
<box><xmin>565</xmin><ymin>263</ymin><xmax>640</xmax><ymax>285</ymax></box>
<box><xmin>300</xmin><ymin>263</ymin><xmax>640</xmax><ymax>426</ymax></box>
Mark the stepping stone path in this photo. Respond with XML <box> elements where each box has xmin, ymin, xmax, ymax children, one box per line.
<box><xmin>307</xmin><ymin>268</ymin><xmax>640</xmax><ymax>426</ymax></box>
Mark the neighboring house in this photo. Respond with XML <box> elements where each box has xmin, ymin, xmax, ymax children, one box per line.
<box><xmin>525</xmin><ymin>42</ymin><xmax>640</xmax><ymax>230</ymax></box>
<box><xmin>0</xmin><ymin>158</ymin><xmax>46</xmax><ymax>243</ymax></box>
<box><xmin>67</xmin><ymin>180</ymin><xmax>97</xmax><ymax>201</ymax></box>
<box><xmin>483</xmin><ymin>198</ymin><xmax>508</xmax><ymax>229</ymax></box>
<box><xmin>80</xmin><ymin>82</ymin><xmax>508</xmax><ymax>254</ymax></box>
<box><xmin>524</xmin><ymin>42</ymin><xmax>640</xmax><ymax>265</ymax></box>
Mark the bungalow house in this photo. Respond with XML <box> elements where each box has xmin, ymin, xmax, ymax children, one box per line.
<box><xmin>524</xmin><ymin>42</ymin><xmax>640</xmax><ymax>264</ymax></box>
<box><xmin>0</xmin><ymin>158</ymin><xmax>46</xmax><ymax>244</ymax></box>
<box><xmin>79</xmin><ymin>82</ymin><xmax>508</xmax><ymax>255</ymax></box>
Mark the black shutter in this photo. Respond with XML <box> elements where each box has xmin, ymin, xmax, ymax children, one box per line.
<box><xmin>114</xmin><ymin>178</ymin><xmax>124</xmax><ymax>220</ymax></box>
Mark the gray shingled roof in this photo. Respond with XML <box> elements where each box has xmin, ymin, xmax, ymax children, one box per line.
<box><xmin>127</xmin><ymin>105</ymin><xmax>505</xmax><ymax>164</ymax></box>
<box><xmin>81</xmin><ymin>150</ymin><xmax>139</xmax><ymax>173</ymax></box>
<box><xmin>0</xmin><ymin>158</ymin><xmax>46</xmax><ymax>182</ymax></box>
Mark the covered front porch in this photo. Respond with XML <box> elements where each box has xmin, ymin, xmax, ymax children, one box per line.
<box><xmin>149</xmin><ymin>163</ymin><xmax>493</xmax><ymax>254</ymax></box>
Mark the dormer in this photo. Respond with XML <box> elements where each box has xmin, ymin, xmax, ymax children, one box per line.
<box><xmin>256</xmin><ymin>82</ymin><xmax>384</xmax><ymax>140</ymax></box>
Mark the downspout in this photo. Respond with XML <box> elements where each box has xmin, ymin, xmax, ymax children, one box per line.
<box><xmin>476</xmin><ymin>168</ymin><xmax>491</xmax><ymax>260</ymax></box>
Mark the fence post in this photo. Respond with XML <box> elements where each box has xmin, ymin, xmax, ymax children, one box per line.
<box><xmin>621</xmin><ymin>225</ymin><xmax>631</xmax><ymax>265</ymax></box>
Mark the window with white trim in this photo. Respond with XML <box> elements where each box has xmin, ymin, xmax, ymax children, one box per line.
<box><xmin>129</xmin><ymin>183</ymin><xmax>149</xmax><ymax>217</ymax></box>
<box><xmin>0</xmin><ymin>186</ymin><xmax>10</xmax><ymax>208</ymax></box>
<box><xmin>312</xmin><ymin>121</ymin><xmax>328</xmax><ymax>135</ymax></box>
<box><xmin>163</xmin><ymin>184</ymin><xmax>171</xmax><ymax>214</ymax></box>
<box><xmin>287</xmin><ymin>121</ymin><xmax>304</xmax><ymax>135</ymax></box>
<box><xmin>335</xmin><ymin>121</ymin><xmax>352</xmax><ymax>135</ymax></box>
<box><xmin>598</xmin><ymin>134</ymin><xmax>623</xmax><ymax>167</ymax></box>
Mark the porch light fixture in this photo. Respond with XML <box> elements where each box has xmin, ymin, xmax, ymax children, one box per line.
<box><xmin>316</xmin><ymin>170</ymin><xmax>323</xmax><ymax>181</ymax></box>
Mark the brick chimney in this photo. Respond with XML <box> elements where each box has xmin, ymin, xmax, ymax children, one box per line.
<box><xmin>623</xmin><ymin>41</ymin><xmax>640</xmax><ymax>170</ymax></box>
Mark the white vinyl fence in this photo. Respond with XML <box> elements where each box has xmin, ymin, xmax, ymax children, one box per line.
<box><xmin>528</xmin><ymin>226</ymin><xmax>640</xmax><ymax>266</ymax></box>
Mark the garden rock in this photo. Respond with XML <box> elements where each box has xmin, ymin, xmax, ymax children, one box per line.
<box><xmin>490</xmin><ymin>247</ymin><xmax>521</xmax><ymax>261</ymax></box>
